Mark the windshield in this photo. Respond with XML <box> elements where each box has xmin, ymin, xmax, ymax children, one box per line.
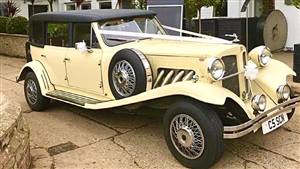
<box><xmin>99</xmin><ymin>17</ymin><xmax>165</xmax><ymax>46</ymax></box>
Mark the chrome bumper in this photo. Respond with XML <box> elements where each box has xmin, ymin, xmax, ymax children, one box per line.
<box><xmin>223</xmin><ymin>96</ymin><xmax>300</xmax><ymax>139</ymax></box>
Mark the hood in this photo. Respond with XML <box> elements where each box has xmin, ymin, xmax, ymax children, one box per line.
<box><xmin>120</xmin><ymin>38</ymin><xmax>243</xmax><ymax>58</ymax></box>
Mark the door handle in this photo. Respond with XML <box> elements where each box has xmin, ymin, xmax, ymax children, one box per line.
<box><xmin>41</xmin><ymin>54</ymin><xmax>46</xmax><ymax>57</ymax></box>
<box><xmin>64</xmin><ymin>58</ymin><xmax>70</xmax><ymax>61</ymax></box>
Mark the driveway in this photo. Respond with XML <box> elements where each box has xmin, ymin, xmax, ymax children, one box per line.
<box><xmin>0</xmin><ymin>53</ymin><xmax>300</xmax><ymax>169</ymax></box>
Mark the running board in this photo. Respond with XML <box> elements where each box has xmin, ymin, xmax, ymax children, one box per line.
<box><xmin>46</xmin><ymin>90</ymin><xmax>103</xmax><ymax>106</ymax></box>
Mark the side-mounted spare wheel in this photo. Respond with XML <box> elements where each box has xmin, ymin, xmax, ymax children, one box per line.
<box><xmin>163</xmin><ymin>99</ymin><xmax>224</xmax><ymax>169</ymax></box>
<box><xmin>108</xmin><ymin>49</ymin><xmax>152</xmax><ymax>99</ymax></box>
<box><xmin>24</xmin><ymin>72</ymin><xmax>50</xmax><ymax>111</ymax></box>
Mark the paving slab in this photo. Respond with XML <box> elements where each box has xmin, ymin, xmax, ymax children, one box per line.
<box><xmin>113</xmin><ymin>122</ymin><xmax>184</xmax><ymax>169</ymax></box>
<box><xmin>54</xmin><ymin>140</ymin><xmax>139</xmax><ymax>169</ymax></box>
<box><xmin>284</xmin><ymin>108</ymin><xmax>300</xmax><ymax>134</ymax></box>
<box><xmin>30</xmin><ymin>148</ymin><xmax>53</xmax><ymax>169</ymax></box>
<box><xmin>226</xmin><ymin>139</ymin><xmax>300</xmax><ymax>169</ymax></box>
<box><xmin>24</xmin><ymin>106</ymin><xmax>117</xmax><ymax>148</ymax></box>
<box><xmin>242</xmin><ymin>126</ymin><xmax>300</xmax><ymax>162</ymax></box>
<box><xmin>65</xmin><ymin>105</ymin><xmax>160</xmax><ymax>133</ymax></box>
<box><xmin>0</xmin><ymin>77</ymin><xmax>30</xmax><ymax>113</ymax></box>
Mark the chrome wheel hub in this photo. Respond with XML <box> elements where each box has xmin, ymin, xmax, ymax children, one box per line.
<box><xmin>26</xmin><ymin>79</ymin><xmax>38</xmax><ymax>105</ymax></box>
<box><xmin>177</xmin><ymin>126</ymin><xmax>194</xmax><ymax>147</ymax></box>
<box><xmin>170</xmin><ymin>114</ymin><xmax>205</xmax><ymax>159</ymax></box>
<box><xmin>112</xmin><ymin>60</ymin><xmax>136</xmax><ymax>97</ymax></box>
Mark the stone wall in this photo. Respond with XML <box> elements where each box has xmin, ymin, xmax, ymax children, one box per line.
<box><xmin>0</xmin><ymin>94</ymin><xmax>31</xmax><ymax>169</ymax></box>
<box><xmin>0</xmin><ymin>33</ymin><xmax>28</xmax><ymax>58</ymax></box>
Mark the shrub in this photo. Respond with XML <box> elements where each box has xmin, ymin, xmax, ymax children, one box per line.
<box><xmin>6</xmin><ymin>16</ymin><xmax>28</xmax><ymax>34</ymax></box>
<box><xmin>0</xmin><ymin>16</ymin><xmax>9</xmax><ymax>33</ymax></box>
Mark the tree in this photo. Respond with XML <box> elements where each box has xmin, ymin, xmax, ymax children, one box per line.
<box><xmin>293</xmin><ymin>0</ymin><xmax>300</xmax><ymax>9</ymax></box>
<box><xmin>133</xmin><ymin>0</ymin><xmax>147</xmax><ymax>10</ymax></box>
<box><xmin>262</xmin><ymin>0</ymin><xmax>274</xmax><ymax>15</ymax></box>
<box><xmin>4</xmin><ymin>0</ymin><xmax>20</xmax><ymax>17</ymax></box>
<box><xmin>47</xmin><ymin>0</ymin><xmax>56</xmax><ymax>12</ymax></box>
<box><xmin>71</xmin><ymin>0</ymin><xmax>85</xmax><ymax>10</ymax></box>
<box><xmin>185</xmin><ymin>0</ymin><xmax>221</xmax><ymax>33</ymax></box>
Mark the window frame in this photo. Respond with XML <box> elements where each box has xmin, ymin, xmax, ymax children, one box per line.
<box><xmin>29</xmin><ymin>21</ymin><xmax>45</xmax><ymax>48</ymax></box>
<box><xmin>72</xmin><ymin>22</ymin><xmax>100</xmax><ymax>49</ymax></box>
<box><xmin>99</xmin><ymin>0</ymin><xmax>112</xmax><ymax>9</ymax></box>
<box><xmin>45</xmin><ymin>22</ymin><xmax>72</xmax><ymax>48</ymax></box>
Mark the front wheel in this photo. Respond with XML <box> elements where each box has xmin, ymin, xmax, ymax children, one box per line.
<box><xmin>163</xmin><ymin>99</ymin><xmax>224</xmax><ymax>169</ymax></box>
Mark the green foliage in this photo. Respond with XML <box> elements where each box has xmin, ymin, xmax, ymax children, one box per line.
<box><xmin>6</xmin><ymin>16</ymin><xmax>28</xmax><ymax>34</ymax></box>
<box><xmin>0</xmin><ymin>16</ymin><xmax>9</xmax><ymax>33</ymax></box>
<box><xmin>185</xmin><ymin>0</ymin><xmax>221</xmax><ymax>19</ymax></box>
<box><xmin>47</xmin><ymin>23</ymin><xmax>68</xmax><ymax>38</ymax></box>
<box><xmin>133</xmin><ymin>0</ymin><xmax>147</xmax><ymax>10</ymax></box>
<box><xmin>293</xmin><ymin>0</ymin><xmax>300</xmax><ymax>9</ymax></box>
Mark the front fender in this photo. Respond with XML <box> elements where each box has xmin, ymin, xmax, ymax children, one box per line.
<box><xmin>17</xmin><ymin>61</ymin><xmax>53</xmax><ymax>95</ymax></box>
<box><xmin>255</xmin><ymin>59</ymin><xmax>295</xmax><ymax>102</ymax></box>
<box><xmin>85</xmin><ymin>81</ymin><xmax>250</xmax><ymax>116</ymax></box>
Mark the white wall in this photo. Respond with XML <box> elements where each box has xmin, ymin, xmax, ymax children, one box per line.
<box><xmin>275</xmin><ymin>0</ymin><xmax>300</xmax><ymax>49</ymax></box>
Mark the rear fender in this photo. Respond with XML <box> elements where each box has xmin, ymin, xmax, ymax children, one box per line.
<box><xmin>17</xmin><ymin>61</ymin><xmax>53</xmax><ymax>95</ymax></box>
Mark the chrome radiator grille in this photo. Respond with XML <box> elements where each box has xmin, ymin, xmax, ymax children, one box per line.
<box><xmin>222</xmin><ymin>55</ymin><xmax>240</xmax><ymax>96</ymax></box>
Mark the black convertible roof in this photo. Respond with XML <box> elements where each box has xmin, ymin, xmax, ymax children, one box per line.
<box><xmin>30</xmin><ymin>9</ymin><xmax>156</xmax><ymax>23</ymax></box>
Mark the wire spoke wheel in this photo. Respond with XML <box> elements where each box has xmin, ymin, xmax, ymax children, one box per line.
<box><xmin>170</xmin><ymin>114</ymin><xmax>205</xmax><ymax>160</ymax></box>
<box><xmin>26</xmin><ymin>79</ymin><xmax>38</xmax><ymax>105</ymax></box>
<box><xmin>112</xmin><ymin>60</ymin><xmax>136</xmax><ymax>97</ymax></box>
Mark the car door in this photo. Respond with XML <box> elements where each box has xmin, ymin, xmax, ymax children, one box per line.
<box><xmin>40</xmin><ymin>22</ymin><xmax>70</xmax><ymax>87</ymax></box>
<box><xmin>65</xmin><ymin>23</ymin><xmax>104</xmax><ymax>94</ymax></box>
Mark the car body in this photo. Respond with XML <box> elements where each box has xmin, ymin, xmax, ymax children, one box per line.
<box><xmin>17</xmin><ymin>9</ymin><xmax>299</xmax><ymax>168</ymax></box>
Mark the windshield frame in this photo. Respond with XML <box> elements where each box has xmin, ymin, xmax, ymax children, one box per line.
<box><xmin>98</xmin><ymin>16</ymin><xmax>166</xmax><ymax>47</ymax></box>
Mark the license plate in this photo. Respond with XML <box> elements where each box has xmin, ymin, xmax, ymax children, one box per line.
<box><xmin>262</xmin><ymin>113</ymin><xmax>288</xmax><ymax>134</ymax></box>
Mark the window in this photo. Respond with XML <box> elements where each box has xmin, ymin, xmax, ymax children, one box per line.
<box><xmin>31</xmin><ymin>21</ymin><xmax>44</xmax><ymax>45</ymax></box>
<box><xmin>99</xmin><ymin>0</ymin><xmax>112</xmax><ymax>9</ymax></box>
<box><xmin>100</xmin><ymin>17</ymin><xmax>165</xmax><ymax>46</ymax></box>
<box><xmin>0</xmin><ymin>3</ymin><xmax>7</xmax><ymax>16</ymax></box>
<box><xmin>46</xmin><ymin>23</ymin><xmax>69</xmax><ymax>47</ymax></box>
<box><xmin>73</xmin><ymin>23</ymin><xmax>99</xmax><ymax>48</ymax></box>
<box><xmin>73</xmin><ymin>23</ymin><xmax>91</xmax><ymax>46</ymax></box>
<box><xmin>28</xmin><ymin>5</ymin><xmax>48</xmax><ymax>18</ymax></box>
<box><xmin>81</xmin><ymin>3</ymin><xmax>91</xmax><ymax>10</ymax></box>
<box><xmin>66</xmin><ymin>3</ymin><xmax>76</xmax><ymax>11</ymax></box>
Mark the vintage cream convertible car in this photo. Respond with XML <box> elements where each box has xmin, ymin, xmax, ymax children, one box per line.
<box><xmin>17</xmin><ymin>9</ymin><xmax>299</xmax><ymax>168</ymax></box>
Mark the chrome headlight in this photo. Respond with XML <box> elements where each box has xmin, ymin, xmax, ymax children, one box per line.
<box><xmin>248</xmin><ymin>46</ymin><xmax>272</xmax><ymax>67</ymax></box>
<box><xmin>207</xmin><ymin>57</ymin><xmax>225</xmax><ymax>80</ymax></box>
<box><xmin>251</xmin><ymin>94</ymin><xmax>267</xmax><ymax>111</ymax></box>
<box><xmin>258</xmin><ymin>46</ymin><xmax>272</xmax><ymax>66</ymax></box>
<box><xmin>277</xmin><ymin>85</ymin><xmax>291</xmax><ymax>100</ymax></box>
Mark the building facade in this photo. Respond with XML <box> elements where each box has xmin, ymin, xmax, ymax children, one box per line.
<box><xmin>0</xmin><ymin>0</ymin><xmax>121</xmax><ymax>18</ymax></box>
<box><xmin>201</xmin><ymin>0</ymin><xmax>300</xmax><ymax>50</ymax></box>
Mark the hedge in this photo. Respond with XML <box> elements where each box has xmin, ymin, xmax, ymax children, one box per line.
<box><xmin>0</xmin><ymin>16</ymin><xmax>9</xmax><ymax>33</ymax></box>
<box><xmin>6</xmin><ymin>16</ymin><xmax>28</xmax><ymax>34</ymax></box>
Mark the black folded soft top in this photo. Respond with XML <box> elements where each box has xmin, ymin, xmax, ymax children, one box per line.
<box><xmin>30</xmin><ymin>9</ymin><xmax>156</xmax><ymax>23</ymax></box>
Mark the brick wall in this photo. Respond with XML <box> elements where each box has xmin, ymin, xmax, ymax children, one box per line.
<box><xmin>0</xmin><ymin>94</ymin><xmax>31</xmax><ymax>169</ymax></box>
<box><xmin>0</xmin><ymin>33</ymin><xmax>28</xmax><ymax>58</ymax></box>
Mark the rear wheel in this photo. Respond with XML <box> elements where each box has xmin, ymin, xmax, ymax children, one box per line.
<box><xmin>163</xmin><ymin>99</ymin><xmax>224</xmax><ymax>169</ymax></box>
<box><xmin>24</xmin><ymin>72</ymin><xmax>50</xmax><ymax>111</ymax></box>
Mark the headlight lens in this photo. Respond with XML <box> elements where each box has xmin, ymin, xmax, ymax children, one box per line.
<box><xmin>207</xmin><ymin>57</ymin><xmax>225</xmax><ymax>80</ymax></box>
<box><xmin>277</xmin><ymin>85</ymin><xmax>291</xmax><ymax>100</ymax></box>
<box><xmin>251</xmin><ymin>94</ymin><xmax>267</xmax><ymax>111</ymax></box>
<box><xmin>258</xmin><ymin>46</ymin><xmax>272</xmax><ymax>66</ymax></box>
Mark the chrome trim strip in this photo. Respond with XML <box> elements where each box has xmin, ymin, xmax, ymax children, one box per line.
<box><xmin>223</xmin><ymin>96</ymin><xmax>300</xmax><ymax>139</ymax></box>
<box><xmin>219</xmin><ymin>70</ymin><xmax>245</xmax><ymax>81</ymax></box>
<box><xmin>131</xmin><ymin>49</ymin><xmax>153</xmax><ymax>91</ymax></box>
